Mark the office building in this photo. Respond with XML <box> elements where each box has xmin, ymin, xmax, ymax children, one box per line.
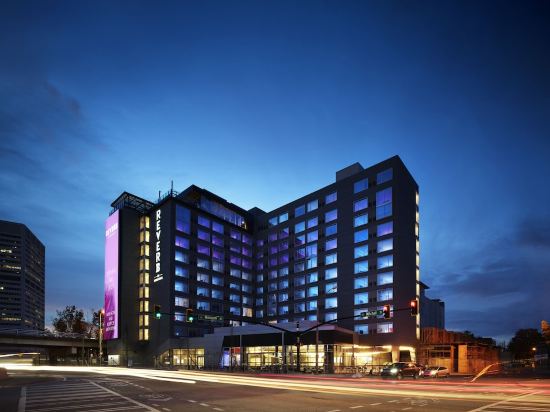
<box><xmin>0</xmin><ymin>220</ymin><xmax>45</xmax><ymax>330</ymax></box>
<box><xmin>105</xmin><ymin>156</ymin><xmax>424</xmax><ymax>370</ymax></box>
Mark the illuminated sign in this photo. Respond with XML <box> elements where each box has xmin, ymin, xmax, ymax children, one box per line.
<box><xmin>104</xmin><ymin>210</ymin><xmax>119</xmax><ymax>340</ymax></box>
<box><xmin>153</xmin><ymin>209</ymin><xmax>163</xmax><ymax>282</ymax></box>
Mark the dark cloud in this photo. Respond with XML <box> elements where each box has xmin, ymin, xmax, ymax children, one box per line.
<box><xmin>425</xmin><ymin>217</ymin><xmax>550</xmax><ymax>341</ymax></box>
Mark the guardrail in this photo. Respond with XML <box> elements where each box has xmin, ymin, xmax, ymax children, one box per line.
<box><xmin>0</xmin><ymin>328</ymin><xmax>96</xmax><ymax>340</ymax></box>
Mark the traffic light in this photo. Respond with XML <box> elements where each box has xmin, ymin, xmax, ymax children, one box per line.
<box><xmin>185</xmin><ymin>308</ymin><xmax>194</xmax><ymax>323</ymax></box>
<box><xmin>410</xmin><ymin>299</ymin><xmax>419</xmax><ymax>316</ymax></box>
<box><xmin>383</xmin><ymin>304</ymin><xmax>391</xmax><ymax>319</ymax></box>
<box><xmin>154</xmin><ymin>304</ymin><xmax>161</xmax><ymax>319</ymax></box>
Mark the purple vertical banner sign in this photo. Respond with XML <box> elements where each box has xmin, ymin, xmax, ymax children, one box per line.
<box><xmin>104</xmin><ymin>210</ymin><xmax>119</xmax><ymax>340</ymax></box>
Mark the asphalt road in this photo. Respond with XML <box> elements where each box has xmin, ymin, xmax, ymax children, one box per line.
<box><xmin>1</xmin><ymin>367</ymin><xmax>549</xmax><ymax>412</ymax></box>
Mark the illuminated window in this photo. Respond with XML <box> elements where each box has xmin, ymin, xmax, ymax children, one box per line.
<box><xmin>307</xmin><ymin>199</ymin><xmax>318</xmax><ymax>212</ymax></box>
<box><xmin>306</xmin><ymin>300</ymin><xmax>317</xmax><ymax>311</ymax></box>
<box><xmin>377</xmin><ymin>221</ymin><xmax>393</xmax><ymax>237</ymax></box>
<box><xmin>377</xmin><ymin>238</ymin><xmax>393</xmax><ymax>253</ymax></box>
<box><xmin>325</xmin><ymin>267</ymin><xmax>338</xmax><ymax>280</ymax></box>
<box><xmin>354</xmin><ymin>178</ymin><xmax>368</xmax><ymax>193</ymax></box>
<box><xmin>354</xmin><ymin>260</ymin><xmax>368</xmax><ymax>274</ymax></box>
<box><xmin>377</xmin><ymin>288</ymin><xmax>393</xmax><ymax>302</ymax></box>
<box><xmin>376</xmin><ymin>188</ymin><xmax>392</xmax><ymax>219</ymax></box>
<box><xmin>354</xmin><ymin>229</ymin><xmax>368</xmax><ymax>243</ymax></box>
<box><xmin>175</xmin><ymin>281</ymin><xmax>188</xmax><ymax>293</ymax></box>
<box><xmin>198</xmin><ymin>216</ymin><xmax>210</xmax><ymax>228</ymax></box>
<box><xmin>325</xmin><ymin>253</ymin><xmax>337</xmax><ymax>265</ymax></box>
<box><xmin>376</xmin><ymin>168</ymin><xmax>392</xmax><ymax>184</ymax></box>
<box><xmin>295</xmin><ymin>205</ymin><xmax>305</xmax><ymax>217</ymax></box>
<box><xmin>325</xmin><ymin>238</ymin><xmax>337</xmax><ymax>251</ymax></box>
<box><xmin>295</xmin><ymin>221</ymin><xmax>305</xmax><ymax>233</ymax></box>
<box><xmin>307</xmin><ymin>286</ymin><xmax>318</xmax><ymax>297</ymax></box>
<box><xmin>325</xmin><ymin>209</ymin><xmax>337</xmax><ymax>223</ymax></box>
<box><xmin>377</xmin><ymin>255</ymin><xmax>393</xmax><ymax>269</ymax></box>
<box><xmin>175</xmin><ymin>236</ymin><xmax>189</xmax><ymax>249</ymax></box>
<box><xmin>326</xmin><ymin>192</ymin><xmax>337</xmax><ymax>204</ymax></box>
<box><xmin>354</xmin><ymin>276</ymin><xmax>368</xmax><ymax>289</ymax></box>
<box><xmin>377</xmin><ymin>272</ymin><xmax>393</xmax><ymax>285</ymax></box>
<box><xmin>354</xmin><ymin>213</ymin><xmax>368</xmax><ymax>227</ymax></box>
<box><xmin>325</xmin><ymin>223</ymin><xmax>337</xmax><ymax>237</ymax></box>
<box><xmin>377</xmin><ymin>322</ymin><xmax>393</xmax><ymax>334</ymax></box>
<box><xmin>307</xmin><ymin>217</ymin><xmax>318</xmax><ymax>229</ymax></box>
<box><xmin>355</xmin><ymin>325</ymin><xmax>368</xmax><ymax>335</ymax></box>
<box><xmin>354</xmin><ymin>198</ymin><xmax>368</xmax><ymax>212</ymax></box>
<box><xmin>354</xmin><ymin>293</ymin><xmax>369</xmax><ymax>305</ymax></box>
<box><xmin>175</xmin><ymin>296</ymin><xmax>189</xmax><ymax>307</ymax></box>
<box><xmin>212</xmin><ymin>221</ymin><xmax>224</xmax><ymax>234</ymax></box>
<box><xmin>354</xmin><ymin>245</ymin><xmax>368</xmax><ymax>259</ymax></box>
<box><xmin>325</xmin><ymin>297</ymin><xmax>337</xmax><ymax>309</ymax></box>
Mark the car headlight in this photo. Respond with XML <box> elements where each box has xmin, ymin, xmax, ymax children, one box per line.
<box><xmin>430</xmin><ymin>370</ymin><xmax>437</xmax><ymax>375</ymax></box>
<box><xmin>390</xmin><ymin>368</ymin><xmax>398</xmax><ymax>374</ymax></box>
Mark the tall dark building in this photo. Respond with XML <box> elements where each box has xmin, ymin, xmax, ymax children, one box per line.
<box><xmin>0</xmin><ymin>220</ymin><xmax>45</xmax><ymax>330</ymax></box>
<box><xmin>105</xmin><ymin>156</ymin><xmax>423</xmax><ymax>370</ymax></box>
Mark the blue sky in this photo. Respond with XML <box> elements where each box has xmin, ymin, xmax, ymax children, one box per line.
<box><xmin>1</xmin><ymin>0</ymin><xmax>549</xmax><ymax>342</ymax></box>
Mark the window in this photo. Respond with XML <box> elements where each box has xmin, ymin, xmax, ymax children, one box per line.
<box><xmin>212</xmin><ymin>234</ymin><xmax>224</xmax><ymax>247</ymax></box>
<box><xmin>174</xmin><ymin>312</ymin><xmax>185</xmax><ymax>322</ymax></box>
<box><xmin>354</xmin><ymin>245</ymin><xmax>368</xmax><ymax>259</ymax></box>
<box><xmin>212</xmin><ymin>248</ymin><xmax>224</xmax><ymax>261</ymax></box>
<box><xmin>325</xmin><ymin>253</ymin><xmax>337</xmax><ymax>265</ymax></box>
<box><xmin>307</xmin><ymin>199</ymin><xmax>318</xmax><ymax>212</ymax></box>
<box><xmin>278</xmin><ymin>305</ymin><xmax>289</xmax><ymax>315</ymax></box>
<box><xmin>307</xmin><ymin>286</ymin><xmax>318</xmax><ymax>297</ymax></box>
<box><xmin>377</xmin><ymin>221</ymin><xmax>393</xmax><ymax>237</ymax></box>
<box><xmin>175</xmin><ymin>281</ymin><xmax>188</xmax><ymax>293</ymax></box>
<box><xmin>325</xmin><ymin>297</ymin><xmax>337</xmax><ymax>309</ymax></box>
<box><xmin>197</xmin><ymin>272</ymin><xmax>210</xmax><ymax>283</ymax></box>
<box><xmin>256</xmin><ymin>310</ymin><xmax>264</xmax><ymax>318</ymax></box>
<box><xmin>354</xmin><ymin>293</ymin><xmax>369</xmax><ymax>305</ymax></box>
<box><xmin>230</xmin><ymin>268</ymin><xmax>241</xmax><ymax>278</ymax></box>
<box><xmin>295</xmin><ymin>247</ymin><xmax>306</xmax><ymax>260</ymax></box>
<box><xmin>230</xmin><ymin>293</ymin><xmax>241</xmax><ymax>303</ymax></box>
<box><xmin>354</xmin><ymin>260</ymin><xmax>368</xmax><ymax>274</ymax></box>
<box><xmin>326</xmin><ymin>192</ymin><xmax>337</xmax><ymax>204</ymax></box>
<box><xmin>294</xmin><ymin>262</ymin><xmax>305</xmax><ymax>273</ymax></box>
<box><xmin>306</xmin><ymin>243</ymin><xmax>317</xmax><ymax>258</ymax></box>
<box><xmin>230</xmin><ymin>282</ymin><xmax>241</xmax><ymax>291</ymax></box>
<box><xmin>175</xmin><ymin>251</ymin><xmax>188</xmax><ymax>263</ymax></box>
<box><xmin>198</xmin><ymin>216</ymin><xmax>210</xmax><ymax>228</ymax></box>
<box><xmin>294</xmin><ymin>276</ymin><xmax>305</xmax><ymax>287</ymax></box>
<box><xmin>325</xmin><ymin>267</ymin><xmax>338</xmax><ymax>280</ymax></box>
<box><xmin>269</xmin><ymin>282</ymin><xmax>277</xmax><ymax>292</ymax></box>
<box><xmin>294</xmin><ymin>289</ymin><xmax>306</xmax><ymax>299</ymax></box>
<box><xmin>295</xmin><ymin>205</ymin><xmax>305</xmax><ymax>217</ymax></box>
<box><xmin>279</xmin><ymin>266</ymin><xmax>289</xmax><ymax>276</ymax></box>
<box><xmin>197</xmin><ymin>243</ymin><xmax>210</xmax><ymax>256</ymax></box>
<box><xmin>377</xmin><ymin>168</ymin><xmax>393</xmax><ymax>184</ymax></box>
<box><xmin>295</xmin><ymin>303</ymin><xmax>305</xmax><ymax>313</ymax></box>
<box><xmin>377</xmin><ymin>238</ymin><xmax>393</xmax><ymax>253</ymax></box>
<box><xmin>197</xmin><ymin>258</ymin><xmax>210</xmax><ymax>269</ymax></box>
<box><xmin>280</xmin><ymin>227</ymin><xmax>290</xmax><ymax>239</ymax></box>
<box><xmin>354</xmin><ymin>213</ymin><xmax>368</xmax><ymax>227</ymax></box>
<box><xmin>377</xmin><ymin>322</ymin><xmax>393</xmax><ymax>334</ymax></box>
<box><xmin>175</xmin><ymin>236</ymin><xmax>190</xmax><ymax>249</ymax></box>
<box><xmin>175</xmin><ymin>296</ymin><xmax>189</xmax><ymax>307</ymax></box>
<box><xmin>230</xmin><ymin>229</ymin><xmax>241</xmax><ymax>241</ymax></box>
<box><xmin>279</xmin><ymin>212</ymin><xmax>289</xmax><ymax>223</ymax></box>
<box><xmin>377</xmin><ymin>272</ymin><xmax>393</xmax><ymax>285</ymax></box>
<box><xmin>325</xmin><ymin>223</ymin><xmax>337</xmax><ymax>237</ymax></box>
<box><xmin>198</xmin><ymin>229</ymin><xmax>210</xmax><ymax>242</ymax></box>
<box><xmin>325</xmin><ymin>282</ymin><xmax>337</xmax><ymax>294</ymax></box>
<box><xmin>230</xmin><ymin>306</ymin><xmax>240</xmax><ymax>316</ymax></box>
<box><xmin>325</xmin><ymin>209</ymin><xmax>337</xmax><ymax>223</ymax></box>
<box><xmin>377</xmin><ymin>288</ymin><xmax>393</xmax><ymax>301</ymax></box>
<box><xmin>354</xmin><ymin>178</ymin><xmax>368</xmax><ymax>193</ymax></box>
<box><xmin>354</xmin><ymin>276</ymin><xmax>368</xmax><ymax>289</ymax></box>
<box><xmin>268</xmin><ymin>216</ymin><xmax>278</xmax><ymax>227</ymax></box>
<box><xmin>212</xmin><ymin>261</ymin><xmax>224</xmax><ymax>273</ymax></box>
<box><xmin>175</xmin><ymin>265</ymin><xmax>189</xmax><ymax>278</ymax></box>
<box><xmin>278</xmin><ymin>292</ymin><xmax>289</xmax><ymax>302</ymax></box>
<box><xmin>306</xmin><ymin>300</ymin><xmax>318</xmax><ymax>311</ymax></box>
<box><xmin>306</xmin><ymin>257</ymin><xmax>317</xmax><ymax>269</ymax></box>
<box><xmin>212</xmin><ymin>276</ymin><xmax>223</xmax><ymax>286</ymax></box>
<box><xmin>376</xmin><ymin>188</ymin><xmax>392</xmax><ymax>220</ymax></box>
<box><xmin>197</xmin><ymin>287</ymin><xmax>210</xmax><ymax>297</ymax></box>
<box><xmin>278</xmin><ymin>279</ymin><xmax>289</xmax><ymax>290</ymax></box>
<box><xmin>212</xmin><ymin>221</ymin><xmax>224</xmax><ymax>234</ymax></box>
<box><xmin>354</xmin><ymin>229</ymin><xmax>368</xmax><ymax>243</ymax></box>
<box><xmin>325</xmin><ymin>238</ymin><xmax>337</xmax><ymax>251</ymax></box>
<box><xmin>355</xmin><ymin>325</ymin><xmax>369</xmax><ymax>335</ymax></box>
<box><xmin>268</xmin><ymin>232</ymin><xmax>277</xmax><ymax>242</ymax></box>
<box><xmin>175</xmin><ymin>205</ymin><xmax>191</xmax><ymax>234</ymax></box>
<box><xmin>212</xmin><ymin>289</ymin><xmax>223</xmax><ymax>299</ymax></box>
<box><xmin>377</xmin><ymin>255</ymin><xmax>393</xmax><ymax>269</ymax></box>
<box><xmin>307</xmin><ymin>217</ymin><xmax>318</xmax><ymax>229</ymax></box>
<box><xmin>295</xmin><ymin>221</ymin><xmax>305</xmax><ymax>233</ymax></box>
<box><xmin>307</xmin><ymin>272</ymin><xmax>318</xmax><ymax>283</ymax></box>
<box><xmin>307</xmin><ymin>230</ymin><xmax>318</xmax><ymax>243</ymax></box>
<box><xmin>354</xmin><ymin>198</ymin><xmax>368</xmax><ymax>212</ymax></box>
<box><xmin>243</xmin><ymin>307</ymin><xmax>253</xmax><ymax>317</ymax></box>
<box><xmin>295</xmin><ymin>234</ymin><xmax>305</xmax><ymax>246</ymax></box>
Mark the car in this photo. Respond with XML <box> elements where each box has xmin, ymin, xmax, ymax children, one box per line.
<box><xmin>380</xmin><ymin>362</ymin><xmax>423</xmax><ymax>380</ymax></box>
<box><xmin>423</xmin><ymin>366</ymin><xmax>449</xmax><ymax>378</ymax></box>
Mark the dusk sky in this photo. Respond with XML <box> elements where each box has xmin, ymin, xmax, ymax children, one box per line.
<box><xmin>1</xmin><ymin>1</ymin><xmax>549</xmax><ymax>342</ymax></box>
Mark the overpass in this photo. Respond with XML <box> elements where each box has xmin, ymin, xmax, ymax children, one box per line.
<box><xmin>0</xmin><ymin>329</ymin><xmax>99</xmax><ymax>365</ymax></box>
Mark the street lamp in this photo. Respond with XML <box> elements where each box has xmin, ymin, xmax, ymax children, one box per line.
<box><xmin>99</xmin><ymin>308</ymin><xmax>105</xmax><ymax>366</ymax></box>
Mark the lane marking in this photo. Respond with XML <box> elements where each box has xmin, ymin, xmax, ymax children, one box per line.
<box><xmin>387</xmin><ymin>400</ymin><xmax>399</xmax><ymax>403</ymax></box>
<box><xmin>27</xmin><ymin>401</ymin><xmax>129</xmax><ymax>412</ymax></box>
<box><xmin>402</xmin><ymin>408</ymin><xmax>412</xmax><ymax>411</ymax></box>
<box><xmin>213</xmin><ymin>408</ymin><xmax>224</xmax><ymax>412</ymax></box>
<box><xmin>162</xmin><ymin>408</ymin><xmax>171</xmax><ymax>411</ymax></box>
<box><xmin>200</xmin><ymin>403</ymin><xmax>210</xmax><ymax>407</ymax></box>
<box><xmin>467</xmin><ymin>392</ymin><xmax>543</xmax><ymax>412</ymax></box>
<box><xmin>17</xmin><ymin>386</ymin><xmax>26</xmax><ymax>412</ymax></box>
<box><xmin>88</xmin><ymin>381</ymin><xmax>161</xmax><ymax>412</ymax></box>
<box><xmin>350</xmin><ymin>407</ymin><xmax>364</xmax><ymax>410</ymax></box>
<box><xmin>188</xmin><ymin>400</ymin><xmax>197</xmax><ymax>403</ymax></box>
<box><xmin>327</xmin><ymin>410</ymin><xmax>341</xmax><ymax>412</ymax></box>
<box><xmin>369</xmin><ymin>403</ymin><xmax>382</xmax><ymax>406</ymax></box>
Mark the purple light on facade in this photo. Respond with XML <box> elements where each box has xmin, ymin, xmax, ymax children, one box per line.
<box><xmin>104</xmin><ymin>210</ymin><xmax>119</xmax><ymax>340</ymax></box>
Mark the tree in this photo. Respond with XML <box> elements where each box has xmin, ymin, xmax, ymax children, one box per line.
<box><xmin>542</xmin><ymin>320</ymin><xmax>550</xmax><ymax>344</ymax></box>
<box><xmin>86</xmin><ymin>309</ymin><xmax>102</xmax><ymax>338</ymax></box>
<box><xmin>507</xmin><ymin>328</ymin><xmax>544</xmax><ymax>359</ymax></box>
<box><xmin>52</xmin><ymin>305</ymin><xmax>88</xmax><ymax>335</ymax></box>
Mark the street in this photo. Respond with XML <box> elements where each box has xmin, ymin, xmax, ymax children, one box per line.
<box><xmin>1</xmin><ymin>366</ymin><xmax>549</xmax><ymax>412</ymax></box>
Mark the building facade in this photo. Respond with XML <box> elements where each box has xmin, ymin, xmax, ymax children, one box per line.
<box><xmin>0</xmin><ymin>220</ymin><xmax>45</xmax><ymax>331</ymax></box>
<box><xmin>105</xmin><ymin>156</ymin><xmax>422</xmax><ymax>369</ymax></box>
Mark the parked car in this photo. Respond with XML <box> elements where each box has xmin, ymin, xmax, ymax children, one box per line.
<box><xmin>423</xmin><ymin>366</ymin><xmax>449</xmax><ymax>378</ymax></box>
<box><xmin>380</xmin><ymin>362</ymin><xmax>423</xmax><ymax>379</ymax></box>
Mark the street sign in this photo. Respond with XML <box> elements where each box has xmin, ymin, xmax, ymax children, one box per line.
<box><xmin>197</xmin><ymin>314</ymin><xmax>224</xmax><ymax>321</ymax></box>
<box><xmin>360</xmin><ymin>310</ymin><xmax>383</xmax><ymax>318</ymax></box>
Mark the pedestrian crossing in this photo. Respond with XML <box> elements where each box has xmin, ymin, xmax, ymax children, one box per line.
<box><xmin>469</xmin><ymin>391</ymin><xmax>550</xmax><ymax>412</ymax></box>
<box><xmin>19</xmin><ymin>379</ymin><xmax>160</xmax><ymax>412</ymax></box>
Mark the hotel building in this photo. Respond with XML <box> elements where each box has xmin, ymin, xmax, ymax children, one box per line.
<box><xmin>104</xmin><ymin>156</ymin><xmax>427</xmax><ymax>371</ymax></box>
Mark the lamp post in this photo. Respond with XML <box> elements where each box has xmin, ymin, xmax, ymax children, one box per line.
<box><xmin>99</xmin><ymin>308</ymin><xmax>104</xmax><ymax>366</ymax></box>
